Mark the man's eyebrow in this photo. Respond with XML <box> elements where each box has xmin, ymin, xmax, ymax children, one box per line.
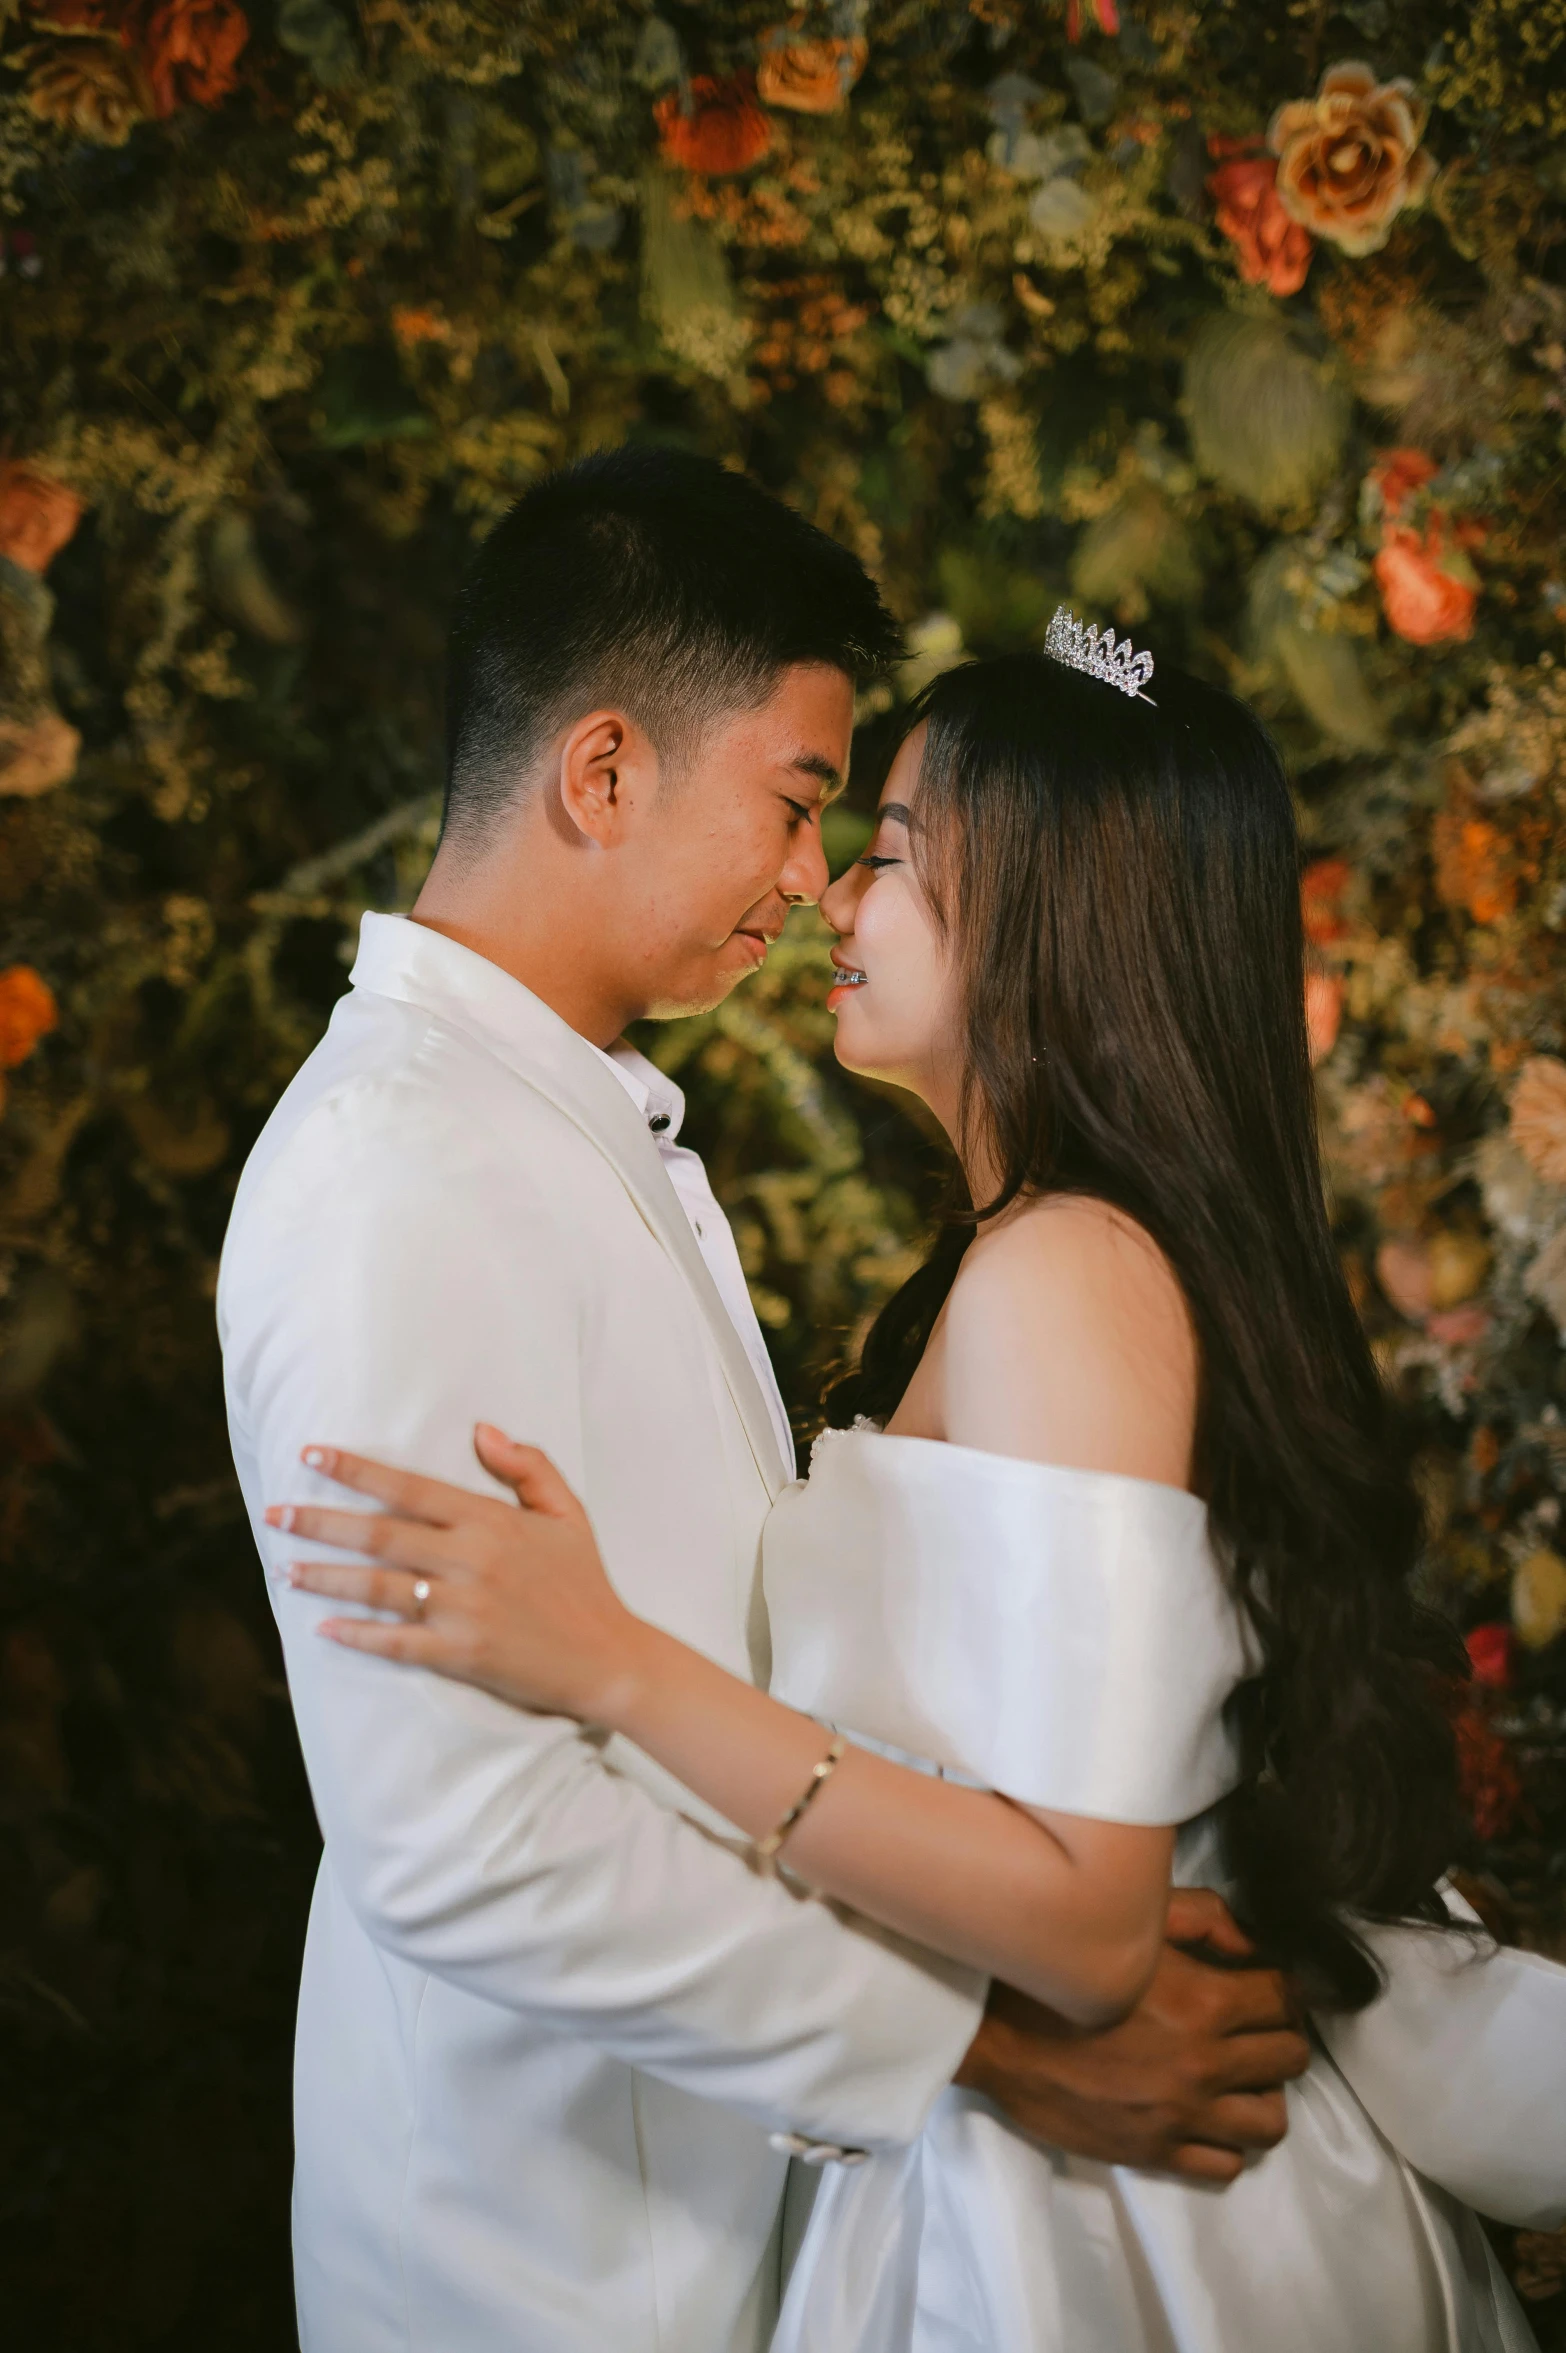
<box><xmin>789</xmin><ymin>750</ymin><xmax>845</xmax><ymax>799</ymax></box>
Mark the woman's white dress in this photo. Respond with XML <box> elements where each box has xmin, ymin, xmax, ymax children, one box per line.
<box><xmin>762</xmin><ymin>1428</ymin><xmax>1564</xmax><ymax>2353</ymax></box>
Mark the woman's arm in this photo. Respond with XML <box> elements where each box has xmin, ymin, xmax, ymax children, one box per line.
<box><xmin>589</xmin><ymin>1607</ymin><xmax>1174</xmax><ymax>2030</ymax></box>
<box><xmin>279</xmin><ymin>1432</ymin><xmax>1169</xmax><ymax>2027</ymax></box>
<box><xmin>275</xmin><ymin>1197</ymin><xmax>1195</xmax><ymax>2030</ymax></box>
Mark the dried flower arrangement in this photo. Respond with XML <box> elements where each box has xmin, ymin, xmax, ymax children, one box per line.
<box><xmin>3</xmin><ymin>0</ymin><xmax>1566</xmax><ymax>2335</ymax></box>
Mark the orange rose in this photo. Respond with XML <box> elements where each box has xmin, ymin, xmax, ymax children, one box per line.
<box><xmin>128</xmin><ymin>0</ymin><xmax>248</xmax><ymax>118</ymax></box>
<box><xmin>0</xmin><ymin>462</ymin><xmax>84</xmax><ymax>573</ymax></box>
<box><xmin>1373</xmin><ymin>523</ymin><xmax>1477</xmax><ymax>646</ymax></box>
<box><xmin>0</xmin><ymin>966</ymin><xmax>59</xmax><ymax>1069</ymax></box>
<box><xmin>391</xmin><ymin>307</ymin><xmax>452</xmax><ymax>350</ymax></box>
<box><xmin>1367</xmin><ymin>445</ymin><xmax>1437</xmax><ymax>520</ymax></box>
<box><xmin>1206</xmin><ymin>154</ymin><xmax>1313</xmax><ymax>298</ymax></box>
<box><xmin>654</xmin><ymin>74</ymin><xmax>773</xmax><ymax>176</ymax></box>
<box><xmin>1268</xmin><ymin>61</ymin><xmax>1436</xmax><ymax>257</ymax></box>
<box><xmin>756</xmin><ymin>25</ymin><xmax>868</xmax><ymax>115</ymax></box>
<box><xmin>1433</xmin><ymin>809</ymin><xmax>1516</xmax><ymax>924</ymax></box>
<box><xmin>1300</xmin><ymin>855</ymin><xmax>1352</xmax><ymax>944</ymax></box>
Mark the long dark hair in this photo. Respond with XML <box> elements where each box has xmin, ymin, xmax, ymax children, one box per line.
<box><xmin>828</xmin><ymin>650</ymin><xmax>1465</xmax><ymax>2008</ymax></box>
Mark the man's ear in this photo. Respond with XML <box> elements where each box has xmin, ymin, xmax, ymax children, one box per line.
<box><xmin>555</xmin><ymin>708</ymin><xmax>657</xmax><ymax>847</ymax></box>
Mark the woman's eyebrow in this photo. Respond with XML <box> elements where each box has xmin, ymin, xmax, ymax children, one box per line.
<box><xmin>876</xmin><ymin>802</ymin><xmax>912</xmax><ymax>827</ymax></box>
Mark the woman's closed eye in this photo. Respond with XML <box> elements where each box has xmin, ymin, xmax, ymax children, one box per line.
<box><xmin>858</xmin><ymin>852</ymin><xmax>901</xmax><ymax>871</ymax></box>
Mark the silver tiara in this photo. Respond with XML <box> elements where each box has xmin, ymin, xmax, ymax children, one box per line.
<box><xmin>1045</xmin><ymin>605</ymin><xmax>1156</xmax><ymax>704</ymax></box>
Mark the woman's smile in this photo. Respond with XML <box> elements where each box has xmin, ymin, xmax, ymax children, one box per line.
<box><xmin>827</xmin><ymin>953</ymin><xmax>867</xmax><ymax>1004</ymax></box>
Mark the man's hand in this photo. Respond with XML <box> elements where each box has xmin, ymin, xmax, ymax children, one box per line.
<box><xmin>953</xmin><ymin>1889</ymin><xmax>1310</xmax><ymax>2185</ymax></box>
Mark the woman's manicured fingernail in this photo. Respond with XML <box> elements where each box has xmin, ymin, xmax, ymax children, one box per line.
<box><xmin>266</xmin><ymin>1505</ymin><xmax>295</xmax><ymax>1530</ymax></box>
<box><xmin>302</xmin><ymin>1446</ymin><xmax>328</xmax><ymax>1468</ymax></box>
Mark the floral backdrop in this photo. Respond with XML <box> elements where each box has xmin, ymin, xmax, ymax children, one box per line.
<box><xmin>3</xmin><ymin>0</ymin><xmax>1566</xmax><ymax>2340</ymax></box>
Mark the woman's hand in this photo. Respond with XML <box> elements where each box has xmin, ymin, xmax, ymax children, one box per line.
<box><xmin>267</xmin><ymin>1425</ymin><xmax>647</xmax><ymax>1722</ymax></box>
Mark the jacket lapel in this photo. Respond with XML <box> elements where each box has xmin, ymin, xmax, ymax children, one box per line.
<box><xmin>351</xmin><ymin>917</ymin><xmax>792</xmax><ymax>1500</ymax></box>
<box><xmin>509</xmin><ymin>1049</ymin><xmax>792</xmax><ymax>1501</ymax></box>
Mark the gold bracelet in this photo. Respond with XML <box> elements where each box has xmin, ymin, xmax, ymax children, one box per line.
<box><xmin>752</xmin><ymin>1734</ymin><xmax>848</xmax><ymax>1877</ymax></box>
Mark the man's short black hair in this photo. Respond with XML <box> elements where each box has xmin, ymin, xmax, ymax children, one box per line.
<box><xmin>442</xmin><ymin>446</ymin><xmax>903</xmax><ymax>847</ymax></box>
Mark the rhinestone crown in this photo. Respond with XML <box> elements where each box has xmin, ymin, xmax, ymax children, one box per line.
<box><xmin>1044</xmin><ymin>604</ymin><xmax>1156</xmax><ymax>704</ymax></box>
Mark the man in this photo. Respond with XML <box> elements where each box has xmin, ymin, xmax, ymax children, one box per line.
<box><xmin>218</xmin><ymin>450</ymin><xmax>1306</xmax><ymax>2353</ymax></box>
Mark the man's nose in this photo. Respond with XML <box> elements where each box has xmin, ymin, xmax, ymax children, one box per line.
<box><xmin>781</xmin><ymin>823</ymin><xmax>831</xmax><ymax>906</ymax></box>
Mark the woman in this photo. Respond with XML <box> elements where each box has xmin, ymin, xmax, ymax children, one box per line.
<box><xmin>275</xmin><ymin>637</ymin><xmax>1555</xmax><ymax>2348</ymax></box>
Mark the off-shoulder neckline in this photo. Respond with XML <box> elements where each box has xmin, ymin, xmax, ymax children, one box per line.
<box><xmin>809</xmin><ymin>1422</ymin><xmax>1205</xmax><ymax>1512</ymax></box>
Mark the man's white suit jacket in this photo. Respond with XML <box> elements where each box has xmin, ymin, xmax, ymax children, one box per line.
<box><xmin>217</xmin><ymin>913</ymin><xmax>985</xmax><ymax>2353</ymax></box>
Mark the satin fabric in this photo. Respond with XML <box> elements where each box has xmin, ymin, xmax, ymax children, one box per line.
<box><xmin>764</xmin><ymin>1431</ymin><xmax>1545</xmax><ymax>2353</ymax></box>
<box><xmin>1324</xmin><ymin>1910</ymin><xmax>1566</xmax><ymax>2233</ymax></box>
<box><xmin>776</xmin><ymin>2070</ymin><xmax>1527</xmax><ymax>2353</ymax></box>
<box><xmin>767</xmin><ymin>1429</ymin><xmax>1253</xmax><ymax>1823</ymax></box>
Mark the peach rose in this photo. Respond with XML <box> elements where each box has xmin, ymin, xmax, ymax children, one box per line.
<box><xmin>1376</xmin><ymin>1236</ymin><xmax>1434</xmax><ymax>1321</ymax></box>
<box><xmin>0</xmin><ymin>711</ymin><xmax>82</xmax><ymax>798</ymax></box>
<box><xmin>1206</xmin><ymin>154</ymin><xmax>1313</xmax><ymax>298</ymax></box>
<box><xmin>127</xmin><ymin>0</ymin><xmax>248</xmax><ymax>118</ymax></box>
<box><xmin>1511</xmin><ymin>1056</ymin><xmax>1566</xmax><ymax>1185</ymax></box>
<box><xmin>1373</xmin><ymin>523</ymin><xmax>1477</xmax><ymax>646</ymax></box>
<box><xmin>1427</xmin><ymin>1301</ymin><xmax>1491</xmax><ymax>1348</ymax></box>
<box><xmin>654</xmin><ymin>74</ymin><xmax>773</xmax><ymax>176</ymax></box>
<box><xmin>0</xmin><ymin>462</ymin><xmax>84</xmax><ymax>573</ymax></box>
<box><xmin>1268</xmin><ymin>61</ymin><xmax>1436</xmax><ymax>258</ymax></box>
<box><xmin>1305</xmin><ymin>968</ymin><xmax>1342</xmax><ymax>1065</ymax></box>
<box><xmin>0</xmin><ymin>965</ymin><xmax>59</xmax><ymax>1070</ymax></box>
<box><xmin>756</xmin><ymin>26</ymin><xmax>868</xmax><ymax>114</ymax></box>
<box><xmin>25</xmin><ymin>36</ymin><xmax>146</xmax><ymax>145</ymax></box>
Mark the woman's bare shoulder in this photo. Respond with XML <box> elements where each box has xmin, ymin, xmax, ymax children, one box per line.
<box><xmin>939</xmin><ymin>1196</ymin><xmax>1197</xmax><ymax>1484</ymax></box>
<box><xmin>956</xmin><ymin>1193</ymin><xmax>1189</xmax><ymax>1322</ymax></box>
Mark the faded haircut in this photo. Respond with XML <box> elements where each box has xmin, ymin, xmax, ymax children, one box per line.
<box><xmin>441</xmin><ymin>446</ymin><xmax>903</xmax><ymax>849</ymax></box>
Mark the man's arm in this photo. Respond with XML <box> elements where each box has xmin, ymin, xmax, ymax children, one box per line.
<box><xmin>220</xmin><ymin>1090</ymin><xmax>983</xmax><ymax>2152</ymax></box>
<box><xmin>961</xmin><ymin>1890</ymin><xmax>1311</xmax><ymax>2182</ymax></box>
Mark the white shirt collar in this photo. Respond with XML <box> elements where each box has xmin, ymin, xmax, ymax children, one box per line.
<box><xmin>349</xmin><ymin>913</ymin><xmax>611</xmax><ymax>1089</ymax></box>
<box><xmin>590</xmin><ymin>1042</ymin><xmax>687</xmax><ymax>1141</ymax></box>
<box><xmin>351</xmin><ymin>918</ymin><xmax>688</xmax><ymax>1147</ymax></box>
